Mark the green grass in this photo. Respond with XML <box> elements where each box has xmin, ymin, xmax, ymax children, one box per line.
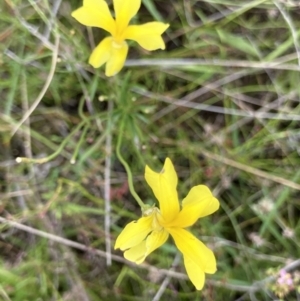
<box><xmin>1</xmin><ymin>0</ymin><xmax>300</xmax><ymax>300</ymax></box>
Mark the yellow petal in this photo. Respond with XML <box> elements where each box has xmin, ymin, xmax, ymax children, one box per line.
<box><xmin>72</xmin><ymin>0</ymin><xmax>116</xmax><ymax>35</ymax></box>
<box><xmin>124</xmin><ymin>229</ymin><xmax>169</xmax><ymax>264</ymax></box>
<box><xmin>105</xmin><ymin>41</ymin><xmax>129</xmax><ymax>76</ymax></box>
<box><xmin>89</xmin><ymin>37</ymin><xmax>128</xmax><ymax>76</ymax></box>
<box><xmin>124</xmin><ymin>22</ymin><xmax>169</xmax><ymax>50</ymax></box>
<box><xmin>114</xmin><ymin>215</ymin><xmax>153</xmax><ymax>251</ymax></box>
<box><xmin>113</xmin><ymin>0</ymin><xmax>141</xmax><ymax>31</ymax></box>
<box><xmin>145</xmin><ymin>158</ymin><xmax>180</xmax><ymax>223</ymax></box>
<box><xmin>145</xmin><ymin>229</ymin><xmax>169</xmax><ymax>257</ymax></box>
<box><xmin>184</xmin><ymin>256</ymin><xmax>205</xmax><ymax>290</ymax></box>
<box><xmin>168</xmin><ymin>228</ymin><xmax>217</xmax><ymax>274</ymax></box>
<box><xmin>89</xmin><ymin>37</ymin><xmax>113</xmax><ymax>69</ymax></box>
<box><xmin>124</xmin><ymin>241</ymin><xmax>147</xmax><ymax>264</ymax></box>
<box><xmin>167</xmin><ymin>185</ymin><xmax>220</xmax><ymax>228</ymax></box>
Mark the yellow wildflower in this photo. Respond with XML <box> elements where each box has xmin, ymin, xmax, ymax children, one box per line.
<box><xmin>72</xmin><ymin>0</ymin><xmax>169</xmax><ymax>76</ymax></box>
<box><xmin>115</xmin><ymin>158</ymin><xmax>220</xmax><ymax>290</ymax></box>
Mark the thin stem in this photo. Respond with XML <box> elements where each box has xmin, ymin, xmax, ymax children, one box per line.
<box><xmin>151</xmin><ymin>253</ymin><xmax>181</xmax><ymax>301</ymax></box>
<box><xmin>70</xmin><ymin>123</ymin><xmax>90</xmax><ymax>164</ymax></box>
<box><xmin>116</xmin><ymin>117</ymin><xmax>145</xmax><ymax>209</ymax></box>
<box><xmin>104</xmin><ymin>100</ymin><xmax>113</xmax><ymax>266</ymax></box>
<box><xmin>11</xmin><ymin>34</ymin><xmax>60</xmax><ymax>137</ymax></box>
<box><xmin>16</xmin><ymin>120</ymin><xmax>86</xmax><ymax>164</ymax></box>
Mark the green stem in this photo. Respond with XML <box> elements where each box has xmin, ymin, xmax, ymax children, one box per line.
<box><xmin>116</xmin><ymin>117</ymin><xmax>145</xmax><ymax>209</ymax></box>
<box><xmin>15</xmin><ymin>113</ymin><xmax>106</xmax><ymax>164</ymax></box>
<box><xmin>70</xmin><ymin>123</ymin><xmax>90</xmax><ymax>164</ymax></box>
<box><xmin>16</xmin><ymin>119</ymin><xmax>86</xmax><ymax>164</ymax></box>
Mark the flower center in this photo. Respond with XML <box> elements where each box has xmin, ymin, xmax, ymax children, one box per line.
<box><xmin>112</xmin><ymin>39</ymin><xmax>125</xmax><ymax>49</ymax></box>
<box><xmin>143</xmin><ymin>207</ymin><xmax>163</xmax><ymax>231</ymax></box>
<box><xmin>151</xmin><ymin>213</ymin><xmax>163</xmax><ymax>231</ymax></box>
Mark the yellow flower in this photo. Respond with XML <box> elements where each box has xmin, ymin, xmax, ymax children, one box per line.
<box><xmin>115</xmin><ymin>158</ymin><xmax>220</xmax><ymax>290</ymax></box>
<box><xmin>72</xmin><ymin>0</ymin><xmax>169</xmax><ymax>77</ymax></box>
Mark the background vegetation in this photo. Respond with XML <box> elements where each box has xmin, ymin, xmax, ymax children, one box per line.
<box><xmin>1</xmin><ymin>0</ymin><xmax>300</xmax><ymax>300</ymax></box>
